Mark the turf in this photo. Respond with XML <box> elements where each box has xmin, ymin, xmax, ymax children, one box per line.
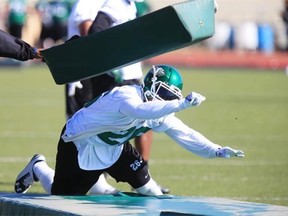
<box><xmin>0</xmin><ymin>64</ymin><xmax>287</xmax><ymax>206</ymax></box>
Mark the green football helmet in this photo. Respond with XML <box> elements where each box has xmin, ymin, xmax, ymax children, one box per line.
<box><xmin>143</xmin><ymin>65</ymin><xmax>183</xmax><ymax>101</ymax></box>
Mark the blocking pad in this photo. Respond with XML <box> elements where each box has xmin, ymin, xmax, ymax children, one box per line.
<box><xmin>41</xmin><ymin>0</ymin><xmax>215</xmax><ymax>84</ymax></box>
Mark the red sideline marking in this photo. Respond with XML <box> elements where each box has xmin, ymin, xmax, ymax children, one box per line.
<box><xmin>145</xmin><ymin>48</ymin><xmax>288</xmax><ymax>70</ymax></box>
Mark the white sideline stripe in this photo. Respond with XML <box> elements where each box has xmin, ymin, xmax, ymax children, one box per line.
<box><xmin>148</xmin><ymin>159</ymin><xmax>287</xmax><ymax>166</ymax></box>
<box><xmin>0</xmin><ymin>99</ymin><xmax>62</xmax><ymax>106</ymax></box>
<box><xmin>230</xmin><ymin>196</ymin><xmax>288</xmax><ymax>202</ymax></box>
<box><xmin>160</xmin><ymin>174</ymin><xmax>285</xmax><ymax>182</ymax></box>
<box><xmin>0</xmin><ymin>131</ymin><xmax>58</xmax><ymax>138</ymax></box>
<box><xmin>0</xmin><ymin>157</ymin><xmax>285</xmax><ymax>167</ymax></box>
<box><xmin>0</xmin><ymin>157</ymin><xmax>54</xmax><ymax>163</ymax></box>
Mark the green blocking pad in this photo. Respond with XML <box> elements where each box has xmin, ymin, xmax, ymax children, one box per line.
<box><xmin>41</xmin><ymin>0</ymin><xmax>215</xmax><ymax>84</ymax></box>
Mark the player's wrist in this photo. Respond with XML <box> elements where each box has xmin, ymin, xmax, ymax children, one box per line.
<box><xmin>31</xmin><ymin>47</ymin><xmax>37</xmax><ymax>58</ymax></box>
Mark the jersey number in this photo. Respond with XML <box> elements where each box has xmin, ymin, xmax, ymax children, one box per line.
<box><xmin>130</xmin><ymin>159</ymin><xmax>142</xmax><ymax>171</ymax></box>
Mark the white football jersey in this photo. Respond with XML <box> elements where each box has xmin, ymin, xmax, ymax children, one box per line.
<box><xmin>68</xmin><ymin>0</ymin><xmax>137</xmax><ymax>38</ymax></box>
<box><xmin>62</xmin><ymin>85</ymin><xmax>221</xmax><ymax>170</ymax></box>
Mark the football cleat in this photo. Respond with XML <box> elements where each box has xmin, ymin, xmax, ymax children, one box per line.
<box><xmin>15</xmin><ymin>154</ymin><xmax>46</xmax><ymax>193</ymax></box>
<box><xmin>158</xmin><ymin>184</ymin><xmax>170</xmax><ymax>194</ymax></box>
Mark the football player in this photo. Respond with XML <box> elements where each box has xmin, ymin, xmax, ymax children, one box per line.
<box><xmin>15</xmin><ymin>64</ymin><xmax>244</xmax><ymax>195</ymax></box>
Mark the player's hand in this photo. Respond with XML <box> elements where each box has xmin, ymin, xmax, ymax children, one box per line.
<box><xmin>185</xmin><ymin>92</ymin><xmax>206</xmax><ymax>107</ymax></box>
<box><xmin>216</xmin><ymin>147</ymin><xmax>245</xmax><ymax>158</ymax></box>
<box><xmin>68</xmin><ymin>81</ymin><xmax>83</xmax><ymax>96</ymax></box>
<box><xmin>34</xmin><ymin>48</ymin><xmax>43</xmax><ymax>59</ymax></box>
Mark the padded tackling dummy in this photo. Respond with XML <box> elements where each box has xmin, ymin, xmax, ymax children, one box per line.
<box><xmin>41</xmin><ymin>0</ymin><xmax>215</xmax><ymax>84</ymax></box>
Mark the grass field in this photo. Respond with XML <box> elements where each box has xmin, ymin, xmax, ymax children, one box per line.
<box><xmin>0</xmin><ymin>64</ymin><xmax>287</xmax><ymax>207</ymax></box>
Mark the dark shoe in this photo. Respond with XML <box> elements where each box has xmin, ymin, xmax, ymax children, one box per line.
<box><xmin>158</xmin><ymin>184</ymin><xmax>170</xmax><ymax>194</ymax></box>
<box><xmin>15</xmin><ymin>154</ymin><xmax>46</xmax><ymax>193</ymax></box>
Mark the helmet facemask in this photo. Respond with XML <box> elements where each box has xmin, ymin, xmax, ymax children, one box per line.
<box><xmin>143</xmin><ymin>66</ymin><xmax>183</xmax><ymax>101</ymax></box>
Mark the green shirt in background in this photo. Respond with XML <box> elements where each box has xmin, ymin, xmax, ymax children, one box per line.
<box><xmin>8</xmin><ymin>0</ymin><xmax>27</xmax><ymax>25</ymax></box>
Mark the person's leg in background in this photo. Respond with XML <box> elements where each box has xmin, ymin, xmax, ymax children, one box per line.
<box><xmin>134</xmin><ymin>131</ymin><xmax>152</xmax><ymax>162</ymax></box>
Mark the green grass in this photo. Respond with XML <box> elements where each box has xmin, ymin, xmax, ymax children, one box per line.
<box><xmin>0</xmin><ymin>65</ymin><xmax>287</xmax><ymax>206</ymax></box>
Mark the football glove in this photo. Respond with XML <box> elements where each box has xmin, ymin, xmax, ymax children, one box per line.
<box><xmin>68</xmin><ymin>81</ymin><xmax>83</xmax><ymax>96</ymax></box>
<box><xmin>216</xmin><ymin>147</ymin><xmax>245</xmax><ymax>158</ymax></box>
<box><xmin>185</xmin><ymin>92</ymin><xmax>206</xmax><ymax>107</ymax></box>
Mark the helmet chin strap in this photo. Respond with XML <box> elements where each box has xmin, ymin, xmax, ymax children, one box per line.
<box><xmin>151</xmin><ymin>65</ymin><xmax>157</xmax><ymax>96</ymax></box>
<box><xmin>151</xmin><ymin>65</ymin><xmax>166</xmax><ymax>100</ymax></box>
<box><xmin>142</xmin><ymin>66</ymin><xmax>158</xmax><ymax>102</ymax></box>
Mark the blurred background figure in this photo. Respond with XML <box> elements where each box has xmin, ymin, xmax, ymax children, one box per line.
<box><xmin>205</xmin><ymin>21</ymin><xmax>234</xmax><ymax>50</ymax></box>
<box><xmin>235</xmin><ymin>21</ymin><xmax>259</xmax><ymax>52</ymax></box>
<box><xmin>135</xmin><ymin>0</ymin><xmax>151</xmax><ymax>17</ymax></box>
<box><xmin>5</xmin><ymin>0</ymin><xmax>28</xmax><ymax>38</ymax></box>
<box><xmin>36</xmin><ymin>0</ymin><xmax>75</xmax><ymax>48</ymax></box>
<box><xmin>0</xmin><ymin>28</ymin><xmax>42</xmax><ymax>61</ymax></box>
